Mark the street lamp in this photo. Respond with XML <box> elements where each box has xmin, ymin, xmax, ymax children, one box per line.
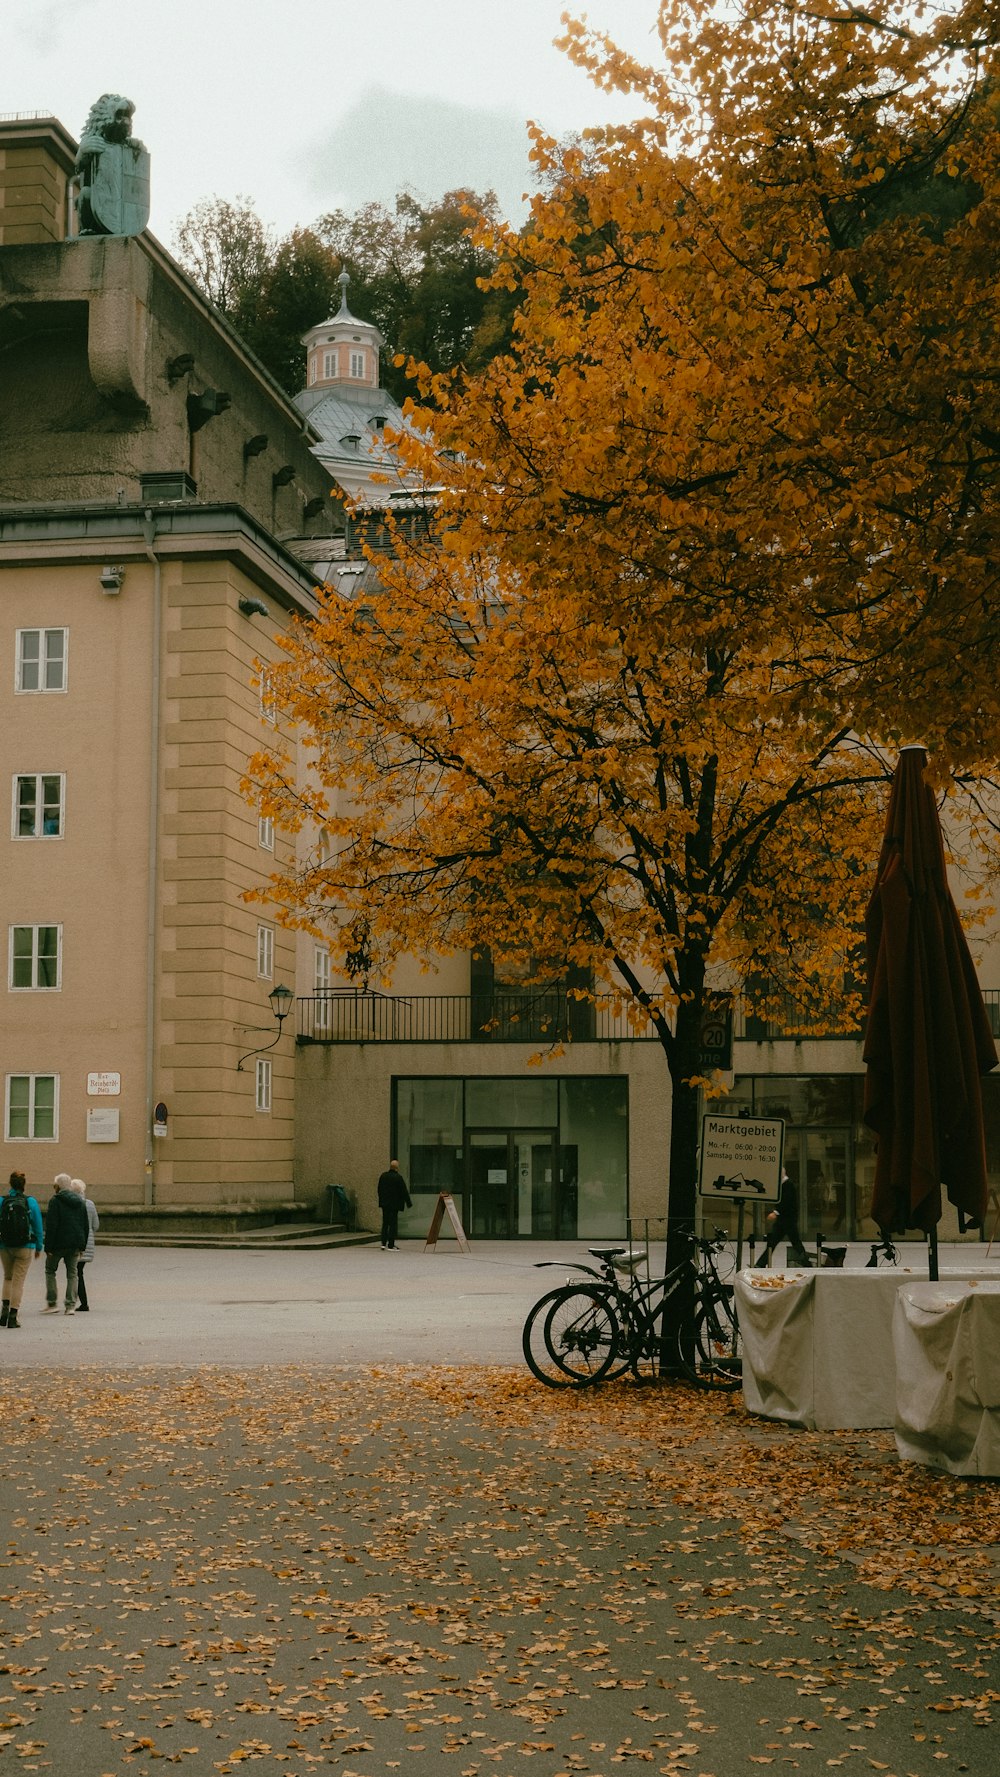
<box><xmin>237</xmin><ymin>984</ymin><xmax>294</xmax><ymax>1071</ymax></box>
<box><xmin>268</xmin><ymin>983</ymin><xmax>293</xmax><ymax>1025</ymax></box>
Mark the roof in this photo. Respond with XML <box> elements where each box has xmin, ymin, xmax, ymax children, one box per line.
<box><xmin>296</xmin><ymin>384</ymin><xmax>404</xmax><ymax>447</ymax></box>
<box><xmin>295</xmin><ymin>383</ymin><xmax>418</xmax><ymax>497</ymax></box>
<box><xmin>0</xmin><ymin>500</ymin><xmax>325</xmax><ymax>613</ymax></box>
<box><xmin>303</xmin><ymin>270</ymin><xmax>384</xmax><ymax>345</ymax></box>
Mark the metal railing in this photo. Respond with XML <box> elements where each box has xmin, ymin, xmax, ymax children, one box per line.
<box><xmin>297</xmin><ymin>991</ymin><xmax>655</xmax><ymax>1045</ymax></box>
<box><xmin>735</xmin><ymin>987</ymin><xmax>1000</xmax><ymax>1043</ymax></box>
<box><xmin>296</xmin><ymin>987</ymin><xmax>1000</xmax><ymax>1046</ymax></box>
<box><xmin>734</xmin><ymin>991</ymin><xmax>864</xmax><ymax>1042</ymax></box>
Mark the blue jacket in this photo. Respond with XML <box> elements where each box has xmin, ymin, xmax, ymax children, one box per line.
<box><xmin>0</xmin><ymin>1189</ymin><xmax>44</xmax><ymax>1251</ymax></box>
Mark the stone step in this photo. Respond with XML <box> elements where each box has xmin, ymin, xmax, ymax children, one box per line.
<box><xmin>97</xmin><ymin>1224</ymin><xmax>377</xmax><ymax>1251</ymax></box>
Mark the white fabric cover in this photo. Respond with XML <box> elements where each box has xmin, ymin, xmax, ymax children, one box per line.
<box><xmin>893</xmin><ymin>1281</ymin><xmax>1000</xmax><ymax>1476</ymax></box>
<box><xmin>737</xmin><ymin>1269</ymin><xmax>816</xmax><ymax>1424</ymax></box>
<box><xmin>737</xmin><ymin>1267</ymin><xmax>1000</xmax><ymax>1432</ymax></box>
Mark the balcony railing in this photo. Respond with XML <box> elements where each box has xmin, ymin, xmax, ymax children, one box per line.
<box><xmin>735</xmin><ymin>987</ymin><xmax>1000</xmax><ymax>1043</ymax></box>
<box><xmin>734</xmin><ymin>991</ymin><xmax>864</xmax><ymax>1042</ymax></box>
<box><xmin>296</xmin><ymin>987</ymin><xmax>1000</xmax><ymax>1046</ymax></box>
<box><xmin>297</xmin><ymin>991</ymin><xmax>655</xmax><ymax>1045</ymax></box>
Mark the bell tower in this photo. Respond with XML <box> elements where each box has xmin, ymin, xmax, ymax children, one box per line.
<box><xmin>302</xmin><ymin>272</ymin><xmax>383</xmax><ymax>390</ymax></box>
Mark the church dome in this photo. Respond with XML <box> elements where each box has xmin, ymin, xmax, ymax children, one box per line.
<box><xmin>302</xmin><ymin>271</ymin><xmax>383</xmax><ymax>390</ymax></box>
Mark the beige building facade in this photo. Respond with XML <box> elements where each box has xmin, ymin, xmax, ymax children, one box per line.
<box><xmin>1</xmin><ymin>113</ymin><xmax>338</xmax><ymax>1222</ymax></box>
<box><xmin>2</xmin><ymin>500</ymin><xmax>322</xmax><ymax>1215</ymax></box>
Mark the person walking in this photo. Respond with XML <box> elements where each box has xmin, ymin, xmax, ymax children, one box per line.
<box><xmin>377</xmin><ymin>1160</ymin><xmax>412</xmax><ymax>1250</ymax></box>
<box><xmin>1</xmin><ymin>1171</ymin><xmax>44</xmax><ymax>1329</ymax></box>
<box><xmin>755</xmin><ymin>1168</ymin><xmax>812</xmax><ymax>1269</ymax></box>
<box><xmin>43</xmin><ymin>1173</ymin><xmax>90</xmax><ymax>1314</ymax></box>
<box><xmin>70</xmin><ymin>1178</ymin><xmax>99</xmax><ymax>1312</ymax></box>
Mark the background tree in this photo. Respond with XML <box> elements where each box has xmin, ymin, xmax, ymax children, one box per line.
<box><xmin>245</xmin><ymin>1</ymin><xmax>1000</xmax><ymax>1287</ymax></box>
<box><xmin>175</xmin><ymin>190</ymin><xmax>517</xmax><ymax>400</ymax></box>
<box><xmin>240</xmin><ymin>227</ymin><xmax>343</xmax><ymax>393</ymax></box>
<box><xmin>173</xmin><ymin>195</ymin><xmax>275</xmax><ymax>324</ymax></box>
<box><xmin>317</xmin><ymin>189</ymin><xmax>516</xmax><ymax>399</ymax></box>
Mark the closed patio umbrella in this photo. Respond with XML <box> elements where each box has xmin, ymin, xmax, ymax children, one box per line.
<box><xmin>863</xmin><ymin>746</ymin><xmax>997</xmax><ymax>1277</ymax></box>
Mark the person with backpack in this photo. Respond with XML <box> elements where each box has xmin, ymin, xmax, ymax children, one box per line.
<box><xmin>1</xmin><ymin>1171</ymin><xmax>44</xmax><ymax>1329</ymax></box>
<box><xmin>43</xmin><ymin>1173</ymin><xmax>90</xmax><ymax>1315</ymax></box>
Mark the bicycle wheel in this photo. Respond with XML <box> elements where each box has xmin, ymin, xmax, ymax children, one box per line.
<box><xmin>522</xmin><ymin>1286</ymin><xmax>619</xmax><ymax>1387</ymax></box>
<box><xmin>682</xmin><ymin>1286</ymin><xmax>742</xmax><ymax>1390</ymax></box>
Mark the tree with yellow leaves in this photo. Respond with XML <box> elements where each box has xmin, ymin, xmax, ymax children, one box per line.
<box><xmin>247</xmin><ymin>2</ymin><xmax>1000</xmax><ymax>1279</ymax></box>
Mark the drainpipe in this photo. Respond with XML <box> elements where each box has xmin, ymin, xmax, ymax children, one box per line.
<box><xmin>142</xmin><ymin>508</ymin><xmax>162</xmax><ymax>1208</ymax></box>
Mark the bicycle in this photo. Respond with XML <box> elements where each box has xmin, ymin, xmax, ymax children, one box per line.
<box><xmin>521</xmin><ymin>1229</ymin><xmax>742</xmax><ymax>1391</ymax></box>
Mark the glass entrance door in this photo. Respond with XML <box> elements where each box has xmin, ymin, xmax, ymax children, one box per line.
<box><xmin>466</xmin><ymin>1131</ymin><xmax>511</xmax><ymax>1236</ymax></box>
<box><xmin>465</xmin><ymin>1128</ymin><xmax>559</xmax><ymax>1236</ymax></box>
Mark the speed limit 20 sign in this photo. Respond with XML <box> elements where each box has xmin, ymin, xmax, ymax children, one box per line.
<box><xmin>698</xmin><ymin>997</ymin><xmax>733</xmax><ymax>1072</ymax></box>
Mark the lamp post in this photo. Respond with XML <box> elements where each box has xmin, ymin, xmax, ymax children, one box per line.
<box><xmin>237</xmin><ymin>984</ymin><xmax>293</xmax><ymax>1071</ymax></box>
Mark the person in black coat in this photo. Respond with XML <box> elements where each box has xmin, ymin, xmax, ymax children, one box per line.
<box><xmin>377</xmin><ymin>1160</ymin><xmax>412</xmax><ymax>1250</ymax></box>
<box><xmin>755</xmin><ymin>1168</ymin><xmax>812</xmax><ymax>1269</ymax></box>
<box><xmin>43</xmin><ymin>1173</ymin><xmax>90</xmax><ymax>1313</ymax></box>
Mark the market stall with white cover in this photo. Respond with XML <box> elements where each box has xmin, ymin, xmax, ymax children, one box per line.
<box><xmin>737</xmin><ymin>1265</ymin><xmax>1000</xmax><ymax>1431</ymax></box>
<box><xmin>893</xmin><ymin>1279</ymin><xmax>1000</xmax><ymax>1475</ymax></box>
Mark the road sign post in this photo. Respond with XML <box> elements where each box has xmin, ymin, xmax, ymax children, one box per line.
<box><xmin>698</xmin><ymin>1114</ymin><xmax>784</xmax><ymax>1271</ymax></box>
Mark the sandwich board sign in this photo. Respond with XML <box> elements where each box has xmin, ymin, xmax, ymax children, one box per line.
<box><xmin>424</xmin><ymin>1192</ymin><xmax>472</xmax><ymax>1253</ymax></box>
<box><xmin>698</xmin><ymin>1114</ymin><xmax>784</xmax><ymax>1202</ymax></box>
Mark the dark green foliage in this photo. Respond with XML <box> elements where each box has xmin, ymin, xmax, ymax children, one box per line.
<box><xmin>174</xmin><ymin>189</ymin><xmax>518</xmax><ymax>400</ymax></box>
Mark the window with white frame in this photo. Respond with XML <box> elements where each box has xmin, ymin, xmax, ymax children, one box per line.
<box><xmin>255</xmin><ymin>1056</ymin><xmax>272</xmax><ymax>1113</ymax></box>
<box><xmin>349</xmin><ymin>350</ymin><xmax>365</xmax><ymax>379</ymax></box>
<box><xmin>257</xmin><ymin>924</ymin><xmax>274</xmax><ymax>979</ymax></box>
<box><xmin>9</xmin><ymin>924</ymin><xmax>61</xmax><ymax>990</ymax></box>
<box><xmin>258</xmin><ymin>811</ymin><xmax>274</xmax><ymax>851</ymax></box>
<box><xmin>324</xmin><ymin>349</ymin><xmax>338</xmax><ymax>378</ymax></box>
<box><xmin>5</xmin><ymin>1073</ymin><xmax>58</xmax><ymax>1140</ymax></box>
<box><xmin>16</xmin><ymin>628</ymin><xmax>67</xmax><ymax>692</ymax></box>
<box><xmin>314</xmin><ymin>944</ymin><xmax>332</xmax><ymax>1032</ymax></box>
<box><xmin>13</xmin><ymin>773</ymin><xmax>64</xmax><ymax>838</ymax></box>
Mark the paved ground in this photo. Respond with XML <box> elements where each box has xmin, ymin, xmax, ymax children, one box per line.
<box><xmin>2</xmin><ymin>1245</ymin><xmax>997</xmax><ymax>1777</ymax></box>
<box><xmin>3</xmin><ymin>1238</ymin><xmax>991</xmax><ymax>1370</ymax></box>
<box><xmin>0</xmin><ymin>1240</ymin><xmax>580</xmax><ymax>1368</ymax></box>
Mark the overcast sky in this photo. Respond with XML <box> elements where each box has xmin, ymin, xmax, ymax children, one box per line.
<box><xmin>5</xmin><ymin>0</ymin><xmax>662</xmax><ymax>245</ymax></box>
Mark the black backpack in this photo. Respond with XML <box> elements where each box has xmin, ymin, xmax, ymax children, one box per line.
<box><xmin>0</xmin><ymin>1192</ymin><xmax>31</xmax><ymax>1247</ymax></box>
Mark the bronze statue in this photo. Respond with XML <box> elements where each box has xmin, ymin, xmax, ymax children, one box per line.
<box><xmin>75</xmin><ymin>94</ymin><xmax>150</xmax><ymax>237</ymax></box>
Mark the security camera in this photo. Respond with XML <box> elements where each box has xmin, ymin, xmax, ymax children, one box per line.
<box><xmin>100</xmin><ymin>566</ymin><xmax>125</xmax><ymax>593</ymax></box>
<box><xmin>238</xmin><ymin>595</ymin><xmax>269</xmax><ymax>618</ymax></box>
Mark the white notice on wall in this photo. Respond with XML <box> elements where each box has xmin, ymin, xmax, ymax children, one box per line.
<box><xmin>87</xmin><ymin>1072</ymin><xmax>121</xmax><ymax>1097</ymax></box>
<box><xmin>87</xmin><ymin>1107</ymin><xmax>120</xmax><ymax>1143</ymax></box>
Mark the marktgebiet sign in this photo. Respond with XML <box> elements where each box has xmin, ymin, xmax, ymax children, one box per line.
<box><xmin>698</xmin><ymin>1114</ymin><xmax>784</xmax><ymax>1201</ymax></box>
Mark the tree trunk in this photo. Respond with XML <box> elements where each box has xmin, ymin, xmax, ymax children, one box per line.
<box><xmin>660</xmin><ymin>992</ymin><xmax>706</xmax><ymax>1370</ymax></box>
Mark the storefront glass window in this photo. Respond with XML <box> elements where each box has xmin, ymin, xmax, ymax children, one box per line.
<box><xmin>559</xmin><ymin>1077</ymin><xmax>628</xmax><ymax>1239</ymax></box>
<box><xmin>712</xmin><ymin>1074</ymin><xmax>882</xmax><ymax>1244</ymax></box>
<box><xmin>753</xmin><ymin>1075</ymin><xmax>854</xmax><ymax>1125</ymax></box>
<box><xmin>396</xmin><ymin>1079</ymin><xmax>463</xmax><ymax>1199</ymax></box>
<box><xmin>393</xmin><ymin>1076</ymin><xmax>628</xmax><ymax>1238</ymax></box>
<box><xmin>465</xmin><ymin>1078</ymin><xmax>558</xmax><ymax>1127</ymax></box>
